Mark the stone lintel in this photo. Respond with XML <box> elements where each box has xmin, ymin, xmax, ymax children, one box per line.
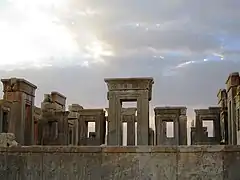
<box><xmin>121</xmin><ymin>108</ymin><xmax>137</xmax><ymax>115</ymax></box>
<box><xmin>226</xmin><ymin>72</ymin><xmax>240</xmax><ymax>92</ymax></box>
<box><xmin>1</xmin><ymin>78</ymin><xmax>37</xmax><ymax>96</ymax></box>
<box><xmin>104</xmin><ymin>77</ymin><xmax>154</xmax><ymax>91</ymax></box>
<box><xmin>195</xmin><ymin>107</ymin><xmax>220</xmax><ymax>115</ymax></box>
<box><xmin>51</xmin><ymin>91</ymin><xmax>66</xmax><ymax>106</ymax></box>
<box><xmin>68</xmin><ymin>104</ymin><xmax>83</xmax><ymax>112</ymax></box>
<box><xmin>154</xmin><ymin>106</ymin><xmax>187</xmax><ymax>115</ymax></box>
<box><xmin>79</xmin><ymin>109</ymin><xmax>105</xmax><ymax>116</ymax></box>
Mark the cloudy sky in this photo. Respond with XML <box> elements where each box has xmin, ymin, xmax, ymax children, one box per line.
<box><xmin>0</xmin><ymin>0</ymin><xmax>240</xmax><ymax>135</ymax></box>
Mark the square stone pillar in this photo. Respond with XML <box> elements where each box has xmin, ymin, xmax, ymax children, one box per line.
<box><xmin>68</xmin><ymin>104</ymin><xmax>83</xmax><ymax>145</ymax></box>
<box><xmin>137</xmin><ymin>90</ymin><xmax>149</xmax><ymax>145</ymax></box>
<box><xmin>226</xmin><ymin>72</ymin><xmax>240</xmax><ymax>145</ymax></box>
<box><xmin>235</xmin><ymin>86</ymin><xmax>240</xmax><ymax>144</ymax></box>
<box><xmin>107</xmin><ymin>92</ymin><xmax>122</xmax><ymax>145</ymax></box>
<box><xmin>1</xmin><ymin>78</ymin><xmax>37</xmax><ymax>145</ymax></box>
<box><xmin>217</xmin><ymin>89</ymin><xmax>228</xmax><ymax>144</ymax></box>
<box><xmin>33</xmin><ymin>106</ymin><xmax>41</xmax><ymax>145</ymax></box>
<box><xmin>105</xmin><ymin>77</ymin><xmax>154</xmax><ymax>146</ymax></box>
<box><xmin>149</xmin><ymin>128</ymin><xmax>154</xmax><ymax>145</ymax></box>
<box><xmin>121</xmin><ymin>108</ymin><xmax>137</xmax><ymax>146</ymax></box>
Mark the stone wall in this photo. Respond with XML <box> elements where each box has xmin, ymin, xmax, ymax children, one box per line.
<box><xmin>0</xmin><ymin>145</ymin><xmax>239</xmax><ymax>180</ymax></box>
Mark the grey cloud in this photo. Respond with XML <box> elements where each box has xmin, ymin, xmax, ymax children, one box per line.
<box><xmin>59</xmin><ymin>0</ymin><xmax>240</xmax><ymax>56</ymax></box>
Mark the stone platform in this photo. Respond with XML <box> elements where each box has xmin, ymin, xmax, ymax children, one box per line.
<box><xmin>0</xmin><ymin>145</ymin><xmax>239</xmax><ymax>179</ymax></box>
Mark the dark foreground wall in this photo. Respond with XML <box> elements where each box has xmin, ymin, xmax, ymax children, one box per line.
<box><xmin>0</xmin><ymin>145</ymin><xmax>240</xmax><ymax>180</ymax></box>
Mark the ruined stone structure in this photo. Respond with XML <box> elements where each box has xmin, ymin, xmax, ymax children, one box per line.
<box><xmin>1</xmin><ymin>73</ymin><xmax>240</xmax><ymax>179</ymax></box>
<box><xmin>37</xmin><ymin>92</ymin><xmax>69</xmax><ymax>145</ymax></box>
<box><xmin>1</xmin><ymin>78</ymin><xmax>37</xmax><ymax>145</ymax></box>
<box><xmin>191</xmin><ymin>107</ymin><xmax>221</xmax><ymax>145</ymax></box>
<box><xmin>155</xmin><ymin>107</ymin><xmax>187</xmax><ymax>145</ymax></box>
<box><xmin>105</xmin><ymin>78</ymin><xmax>154</xmax><ymax>145</ymax></box>
<box><xmin>78</xmin><ymin>109</ymin><xmax>106</xmax><ymax>146</ymax></box>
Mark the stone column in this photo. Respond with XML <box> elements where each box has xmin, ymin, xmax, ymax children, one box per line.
<box><xmin>78</xmin><ymin>116</ymin><xmax>88</xmax><ymax>145</ymax></box>
<box><xmin>126</xmin><ymin>115</ymin><xmax>135</xmax><ymax>145</ymax></box>
<box><xmin>57</xmin><ymin>111</ymin><xmax>69</xmax><ymax>145</ymax></box>
<box><xmin>226</xmin><ymin>72</ymin><xmax>239</xmax><ymax>145</ymax></box>
<box><xmin>107</xmin><ymin>92</ymin><xmax>122</xmax><ymax>145</ymax></box>
<box><xmin>179</xmin><ymin>109</ymin><xmax>187</xmax><ymax>145</ymax></box>
<box><xmin>149</xmin><ymin>128</ymin><xmax>154</xmax><ymax>145</ymax></box>
<box><xmin>137</xmin><ymin>90</ymin><xmax>149</xmax><ymax>145</ymax></box>
<box><xmin>217</xmin><ymin>89</ymin><xmax>228</xmax><ymax>144</ymax></box>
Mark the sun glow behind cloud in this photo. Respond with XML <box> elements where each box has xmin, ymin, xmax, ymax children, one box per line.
<box><xmin>0</xmin><ymin>0</ymin><xmax>114</xmax><ymax>70</ymax></box>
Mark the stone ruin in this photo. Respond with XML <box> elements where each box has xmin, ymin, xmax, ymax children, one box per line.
<box><xmin>1</xmin><ymin>74</ymin><xmax>240</xmax><ymax>146</ymax></box>
<box><xmin>1</xmin><ymin>74</ymin><xmax>240</xmax><ymax>179</ymax></box>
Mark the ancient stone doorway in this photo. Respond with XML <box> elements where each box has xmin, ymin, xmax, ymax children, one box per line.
<box><xmin>105</xmin><ymin>77</ymin><xmax>154</xmax><ymax>145</ymax></box>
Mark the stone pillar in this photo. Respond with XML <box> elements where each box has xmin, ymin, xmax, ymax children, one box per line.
<box><xmin>217</xmin><ymin>89</ymin><xmax>228</xmax><ymax>144</ymax></box>
<box><xmin>1</xmin><ymin>78</ymin><xmax>37</xmax><ymax>145</ymax></box>
<box><xmin>179</xmin><ymin>108</ymin><xmax>187</xmax><ymax>145</ymax></box>
<box><xmin>235</xmin><ymin>86</ymin><xmax>240</xmax><ymax>144</ymax></box>
<box><xmin>0</xmin><ymin>100</ymin><xmax>11</xmax><ymax>133</ymax></box>
<box><xmin>137</xmin><ymin>90</ymin><xmax>149</xmax><ymax>145</ymax></box>
<box><xmin>33</xmin><ymin>106</ymin><xmax>41</xmax><ymax>145</ymax></box>
<box><xmin>149</xmin><ymin>128</ymin><xmax>154</xmax><ymax>145</ymax></box>
<box><xmin>57</xmin><ymin>111</ymin><xmax>69</xmax><ymax>145</ymax></box>
<box><xmin>121</xmin><ymin>108</ymin><xmax>137</xmax><ymax>146</ymax></box>
<box><xmin>226</xmin><ymin>72</ymin><xmax>239</xmax><ymax>145</ymax></box>
<box><xmin>107</xmin><ymin>92</ymin><xmax>122</xmax><ymax>145</ymax></box>
<box><xmin>68</xmin><ymin>104</ymin><xmax>83</xmax><ymax>145</ymax></box>
<box><xmin>78</xmin><ymin>115</ymin><xmax>88</xmax><ymax>145</ymax></box>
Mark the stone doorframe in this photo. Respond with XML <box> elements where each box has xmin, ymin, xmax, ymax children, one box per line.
<box><xmin>105</xmin><ymin>77</ymin><xmax>154</xmax><ymax>145</ymax></box>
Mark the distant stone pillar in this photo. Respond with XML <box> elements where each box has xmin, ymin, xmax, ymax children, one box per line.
<box><xmin>226</xmin><ymin>72</ymin><xmax>239</xmax><ymax>145</ymax></box>
<box><xmin>57</xmin><ymin>111</ymin><xmax>69</xmax><ymax>145</ymax></box>
<box><xmin>78</xmin><ymin>115</ymin><xmax>88</xmax><ymax>145</ymax></box>
<box><xmin>235</xmin><ymin>86</ymin><xmax>240</xmax><ymax>144</ymax></box>
<box><xmin>137</xmin><ymin>90</ymin><xmax>150</xmax><ymax>145</ymax></box>
<box><xmin>121</xmin><ymin>108</ymin><xmax>137</xmax><ymax>146</ymax></box>
<box><xmin>105</xmin><ymin>78</ymin><xmax>154</xmax><ymax>146</ymax></box>
<box><xmin>149</xmin><ymin>128</ymin><xmax>154</xmax><ymax>145</ymax></box>
<box><xmin>179</xmin><ymin>108</ymin><xmax>187</xmax><ymax>145</ymax></box>
<box><xmin>68</xmin><ymin>104</ymin><xmax>83</xmax><ymax>145</ymax></box>
<box><xmin>1</xmin><ymin>78</ymin><xmax>37</xmax><ymax>145</ymax></box>
<box><xmin>217</xmin><ymin>89</ymin><xmax>228</xmax><ymax>144</ymax></box>
<box><xmin>0</xmin><ymin>100</ymin><xmax>12</xmax><ymax>133</ymax></box>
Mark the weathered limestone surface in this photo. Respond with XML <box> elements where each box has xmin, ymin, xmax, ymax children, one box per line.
<box><xmin>0</xmin><ymin>133</ymin><xmax>19</xmax><ymax>147</ymax></box>
<box><xmin>0</xmin><ymin>145</ymin><xmax>239</xmax><ymax>180</ymax></box>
